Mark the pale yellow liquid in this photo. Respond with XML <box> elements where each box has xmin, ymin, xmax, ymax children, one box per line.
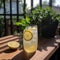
<box><xmin>23</xmin><ymin>25</ymin><xmax>38</xmax><ymax>53</ymax></box>
<box><xmin>24</xmin><ymin>43</ymin><xmax>37</xmax><ymax>53</ymax></box>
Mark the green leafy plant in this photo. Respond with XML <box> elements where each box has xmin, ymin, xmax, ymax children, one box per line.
<box><xmin>28</xmin><ymin>6</ymin><xmax>60</xmax><ymax>37</ymax></box>
<box><xmin>29</xmin><ymin>6</ymin><xmax>58</xmax><ymax>25</ymax></box>
<box><xmin>28</xmin><ymin>6</ymin><xmax>60</xmax><ymax>27</ymax></box>
<box><xmin>15</xmin><ymin>16</ymin><xmax>30</xmax><ymax>31</ymax></box>
<box><xmin>53</xmin><ymin>14</ymin><xmax>60</xmax><ymax>23</ymax></box>
<box><xmin>29</xmin><ymin>6</ymin><xmax>42</xmax><ymax>25</ymax></box>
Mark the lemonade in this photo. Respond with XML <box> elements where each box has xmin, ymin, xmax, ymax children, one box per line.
<box><xmin>24</xmin><ymin>43</ymin><xmax>37</xmax><ymax>53</ymax></box>
<box><xmin>23</xmin><ymin>25</ymin><xmax>38</xmax><ymax>53</ymax></box>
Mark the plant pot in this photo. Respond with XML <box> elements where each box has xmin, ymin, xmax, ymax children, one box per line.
<box><xmin>38</xmin><ymin>20</ymin><xmax>59</xmax><ymax>38</ymax></box>
<box><xmin>38</xmin><ymin>24</ymin><xmax>41</xmax><ymax>37</ymax></box>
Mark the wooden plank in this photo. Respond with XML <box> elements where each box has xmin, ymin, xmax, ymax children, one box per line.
<box><xmin>0</xmin><ymin>50</ymin><xmax>23</xmax><ymax>60</ymax></box>
<box><xmin>45</xmin><ymin>45</ymin><xmax>59</xmax><ymax>60</ymax></box>
<box><xmin>0</xmin><ymin>36</ymin><xmax>19</xmax><ymax>44</ymax></box>
<box><xmin>30</xmin><ymin>37</ymin><xmax>59</xmax><ymax>60</ymax></box>
<box><xmin>0</xmin><ymin>35</ymin><xmax>60</xmax><ymax>60</ymax></box>
<box><xmin>0</xmin><ymin>39</ymin><xmax>19</xmax><ymax>49</ymax></box>
<box><xmin>0</xmin><ymin>40</ymin><xmax>19</xmax><ymax>53</ymax></box>
<box><xmin>0</xmin><ymin>35</ymin><xmax>15</xmax><ymax>41</ymax></box>
<box><xmin>0</xmin><ymin>35</ymin><xmax>20</xmax><ymax>53</ymax></box>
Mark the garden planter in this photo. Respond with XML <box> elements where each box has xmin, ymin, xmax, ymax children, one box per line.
<box><xmin>38</xmin><ymin>24</ymin><xmax>41</xmax><ymax>37</ymax></box>
<box><xmin>38</xmin><ymin>20</ymin><xmax>59</xmax><ymax>38</ymax></box>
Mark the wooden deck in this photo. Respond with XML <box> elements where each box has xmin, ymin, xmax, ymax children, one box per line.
<box><xmin>0</xmin><ymin>35</ymin><xmax>60</xmax><ymax>60</ymax></box>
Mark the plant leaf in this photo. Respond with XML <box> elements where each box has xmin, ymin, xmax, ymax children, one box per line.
<box><xmin>26</xmin><ymin>16</ymin><xmax>30</xmax><ymax>24</ymax></box>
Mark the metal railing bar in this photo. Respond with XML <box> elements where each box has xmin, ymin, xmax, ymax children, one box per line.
<box><xmin>3</xmin><ymin>0</ymin><xmax>7</xmax><ymax>35</ymax></box>
<box><xmin>39</xmin><ymin>0</ymin><xmax>42</xmax><ymax>7</ymax></box>
<box><xmin>0</xmin><ymin>14</ymin><xmax>24</xmax><ymax>16</ymax></box>
<box><xmin>10</xmin><ymin>0</ymin><xmax>13</xmax><ymax>34</ymax></box>
<box><xmin>31</xmin><ymin>0</ymin><xmax>33</xmax><ymax>12</ymax></box>
<box><xmin>24</xmin><ymin>0</ymin><xmax>26</xmax><ymax>18</ymax></box>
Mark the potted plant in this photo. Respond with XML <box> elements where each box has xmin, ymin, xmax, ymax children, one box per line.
<box><xmin>40</xmin><ymin>7</ymin><xmax>60</xmax><ymax>38</ymax></box>
<box><xmin>15</xmin><ymin>16</ymin><xmax>30</xmax><ymax>33</ymax></box>
<box><xmin>28</xmin><ymin>6</ymin><xmax>60</xmax><ymax>38</ymax></box>
<box><xmin>29</xmin><ymin>6</ymin><xmax>42</xmax><ymax>25</ymax></box>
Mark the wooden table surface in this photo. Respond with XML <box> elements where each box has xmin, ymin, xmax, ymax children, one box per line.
<box><xmin>0</xmin><ymin>35</ymin><xmax>60</xmax><ymax>60</ymax></box>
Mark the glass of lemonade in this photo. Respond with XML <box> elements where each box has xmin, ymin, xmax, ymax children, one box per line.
<box><xmin>23</xmin><ymin>25</ymin><xmax>38</xmax><ymax>53</ymax></box>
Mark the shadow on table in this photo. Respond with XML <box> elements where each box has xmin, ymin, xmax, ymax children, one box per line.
<box><xmin>12</xmin><ymin>50</ymin><xmax>35</xmax><ymax>60</ymax></box>
<box><xmin>3</xmin><ymin>45</ymin><xmax>22</xmax><ymax>53</ymax></box>
<box><xmin>3</xmin><ymin>49</ymin><xmax>17</xmax><ymax>53</ymax></box>
<box><xmin>38</xmin><ymin>36</ymin><xmax>58</xmax><ymax>51</ymax></box>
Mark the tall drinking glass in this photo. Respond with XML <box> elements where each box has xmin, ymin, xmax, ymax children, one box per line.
<box><xmin>23</xmin><ymin>25</ymin><xmax>38</xmax><ymax>54</ymax></box>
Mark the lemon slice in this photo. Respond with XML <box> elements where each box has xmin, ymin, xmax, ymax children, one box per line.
<box><xmin>23</xmin><ymin>30</ymin><xmax>33</xmax><ymax>41</ymax></box>
<box><xmin>7</xmin><ymin>41</ymin><xmax>20</xmax><ymax>49</ymax></box>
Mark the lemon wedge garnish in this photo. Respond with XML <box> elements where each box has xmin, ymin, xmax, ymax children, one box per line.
<box><xmin>23</xmin><ymin>30</ymin><xmax>33</xmax><ymax>41</ymax></box>
<box><xmin>7</xmin><ymin>41</ymin><xmax>20</xmax><ymax>49</ymax></box>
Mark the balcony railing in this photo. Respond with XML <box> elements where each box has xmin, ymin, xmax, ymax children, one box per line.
<box><xmin>0</xmin><ymin>0</ymin><xmax>52</xmax><ymax>37</ymax></box>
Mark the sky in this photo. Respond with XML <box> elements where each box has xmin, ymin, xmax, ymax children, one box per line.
<box><xmin>26</xmin><ymin>0</ymin><xmax>60</xmax><ymax>9</ymax></box>
<box><xmin>46</xmin><ymin>0</ymin><xmax>60</xmax><ymax>6</ymax></box>
<box><xmin>55</xmin><ymin>0</ymin><xmax>60</xmax><ymax>6</ymax></box>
